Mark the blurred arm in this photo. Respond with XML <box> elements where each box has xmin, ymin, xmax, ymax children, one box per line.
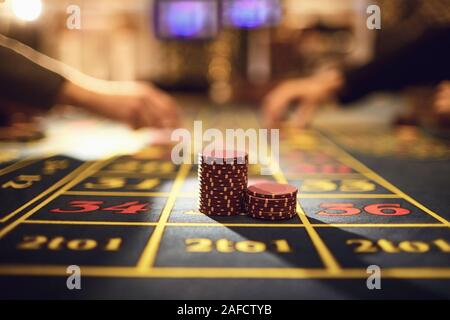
<box><xmin>0</xmin><ymin>34</ymin><xmax>180</xmax><ymax>129</ymax></box>
<box><xmin>338</xmin><ymin>27</ymin><xmax>450</xmax><ymax>104</ymax></box>
<box><xmin>0</xmin><ymin>43</ymin><xmax>65</xmax><ymax>109</ymax></box>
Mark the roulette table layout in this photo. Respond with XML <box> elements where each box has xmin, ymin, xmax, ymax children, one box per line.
<box><xmin>0</xmin><ymin>108</ymin><xmax>449</xmax><ymax>299</ymax></box>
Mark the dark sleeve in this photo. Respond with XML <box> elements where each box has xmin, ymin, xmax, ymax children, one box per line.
<box><xmin>338</xmin><ymin>27</ymin><xmax>450</xmax><ymax>104</ymax></box>
<box><xmin>0</xmin><ymin>45</ymin><xmax>66</xmax><ymax>109</ymax></box>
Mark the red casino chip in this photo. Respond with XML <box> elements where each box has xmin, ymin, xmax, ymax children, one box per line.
<box><xmin>248</xmin><ymin>204</ymin><xmax>295</xmax><ymax>213</ymax></box>
<box><xmin>246</xmin><ymin>193</ymin><xmax>297</xmax><ymax>207</ymax></box>
<box><xmin>246</xmin><ymin>182</ymin><xmax>297</xmax><ymax>199</ymax></box>
<box><xmin>198</xmin><ymin>167</ymin><xmax>248</xmax><ymax>176</ymax></box>
<box><xmin>248</xmin><ymin>212</ymin><xmax>297</xmax><ymax>221</ymax></box>
<box><xmin>199</xmin><ymin>149</ymin><xmax>248</xmax><ymax>165</ymax></box>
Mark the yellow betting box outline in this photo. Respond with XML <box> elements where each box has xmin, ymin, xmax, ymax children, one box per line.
<box><xmin>0</xmin><ymin>154</ymin><xmax>81</xmax><ymax>224</ymax></box>
<box><xmin>0</xmin><ymin>156</ymin><xmax>39</xmax><ymax>177</ymax></box>
<box><xmin>0</xmin><ymin>121</ymin><xmax>449</xmax><ymax>278</ymax></box>
<box><xmin>0</xmin><ymin>153</ymin><xmax>59</xmax><ymax>178</ymax></box>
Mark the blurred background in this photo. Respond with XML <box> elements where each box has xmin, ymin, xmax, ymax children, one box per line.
<box><xmin>0</xmin><ymin>0</ymin><xmax>449</xmax><ymax>159</ymax></box>
<box><xmin>1</xmin><ymin>0</ymin><xmax>449</xmax><ymax>101</ymax></box>
<box><xmin>0</xmin><ymin>0</ymin><xmax>390</xmax><ymax>104</ymax></box>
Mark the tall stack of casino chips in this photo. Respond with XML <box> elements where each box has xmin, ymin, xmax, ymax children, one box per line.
<box><xmin>245</xmin><ymin>182</ymin><xmax>298</xmax><ymax>220</ymax></box>
<box><xmin>198</xmin><ymin>150</ymin><xmax>248</xmax><ymax>216</ymax></box>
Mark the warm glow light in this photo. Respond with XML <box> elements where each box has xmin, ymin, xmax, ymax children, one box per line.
<box><xmin>12</xmin><ymin>0</ymin><xmax>42</xmax><ymax>22</ymax></box>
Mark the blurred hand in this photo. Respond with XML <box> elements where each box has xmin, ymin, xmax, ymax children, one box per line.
<box><xmin>434</xmin><ymin>80</ymin><xmax>450</xmax><ymax>115</ymax></box>
<box><xmin>262</xmin><ymin>69</ymin><xmax>343</xmax><ymax>129</ymax></box>
<box><xmin>60</xmin><ymin>81</ymin><xmax>180</xmax><ymax>129</ymax></box>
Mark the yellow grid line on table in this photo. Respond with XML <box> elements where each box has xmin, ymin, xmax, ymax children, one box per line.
<box><xmin>136</xmin><ymin>164</ymin><xmax>191</xmax><ymax>271</ymax></box>
<box><xmin>0</xmin><ymin>265</ymin><xmax>449</xmax><ymax>279</ymax></box>
<box><xmin>176</xmin><ymin>192</ymin><xmax>402</xmax><ymax>199</ymax></box>
<box><xmin>246</xmin><ymin>135</ymin><xmax>341</xmax><ymax>275</ymax></box>
<box><xmin>245</xmin><ymin>111</ymin><xmax>342</xmax><ymax>273</ymax></box>
<box><xmin>271</xmin><ymin>168</ymin><xmax>342</xmax><ymax>273</ymax></box>
<box><xmin>92</xmin><ymin>171</ymin><xmax>178</xmax><ymax>178</ymax></box>
<box><xmin>1</xmin><ymin>122</ymin><xmax>448</xmax><ymax>279</ymax></box>
<box><xmin>318</xmin><ymin>132</ymin><xmax>450</xmax><ymax>226</ymax></box>
<box><xmin>297</xmin><ymin>194</ymin><xmax>401</xmax><ymax>198</ymax></box>
<box><xmin>0</xmin><ymin>158</ymin><xmax>117</xmax><ymax>239</ymax></box>
<box><xmin>275</xmin><ymin>173</ymin><xmax>366</xmax><ymax>179</ymax></box>
<box><xmin>22</xmin><ymin>220</ymin><xmax>158</xmax><ymax>226</ymax></box>
<box><xmin>63</xmin><ymin>190</ymin><xmax>171</xmax><ymax>197</ymax></box>
<box><xmin>0</xmin><ymin>156</ymin><xmax>41</xmax><ymax>177</ymax></box>
<box><xmin>20</xmin><ymin>220</ymin><xmax>449</xmax><ymax>228</ymax></box>
<box><xmin>0</xmin><ymin>162</ymin><xmax>89</xmax><ymax>223</ymax></box>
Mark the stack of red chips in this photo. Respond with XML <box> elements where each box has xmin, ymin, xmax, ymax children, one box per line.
<box><xmin>245</xmin><ymin>182</ymin><xmax>298</xmax><ymax>220</ymax></box>
<box><xmin>198</xmin><ymin>149</ymin><xmax>248</xmax><ymax>216</ymax></box>
<box><xmin>198</xmin><ymin>150</ymin><xmax>297</xmax><ymax>220</ymax></box>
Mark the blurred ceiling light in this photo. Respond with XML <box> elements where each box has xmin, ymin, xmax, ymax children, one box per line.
<box><xmin>12</xmin><ymin>0</ymin><xmax>42</xmax><ymax>22</ymax></box>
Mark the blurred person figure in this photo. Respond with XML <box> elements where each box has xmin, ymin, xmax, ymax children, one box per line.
<box><xmin>0</xmin><ymin>34</ymin><xmax>180</xmax><ymax>139</ymax></box>
<box><xmin>263</xmin><ymin>0</ymin><xmax>450</xmax><ymax>129</ymax></box>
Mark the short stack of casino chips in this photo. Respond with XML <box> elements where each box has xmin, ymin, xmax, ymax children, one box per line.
<box><xmin>198</xmin><ymin>149</ymin><xmax>248</xmax><ymax>216</ymax></box>
<box><xmin>245</xmin><ymin>182</ymin><xmax>298</xmax><ymax>220</ymax></box>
